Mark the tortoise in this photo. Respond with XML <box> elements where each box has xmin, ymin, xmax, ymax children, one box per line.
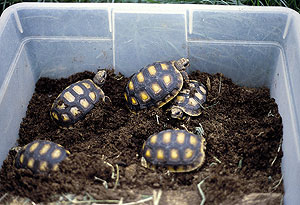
<box><xmin>50</xmin><ymin>70</ymin><xmax>107</xmax><ymax>127</ymax></box>
<box><xmin>124</xmin><ymin>58</ymin><xmax>190</xmax><ymax>111</ymax></box>
<box><xmin>141</xmin><ymin>129</ymin><xmax>206</xmax><ymax>173</ymax></box>
<box><xmin>170</xmin><ymin>80</ymin><xmax>207</xmax><ymax>120</ymax></box>
<box><xmin>15</xmin><ymin>140</ymin><xmax>70</xmax><ymax>173</ymax></box>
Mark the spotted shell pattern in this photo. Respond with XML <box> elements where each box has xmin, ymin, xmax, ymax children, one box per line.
<box><xmin>141</xmin><ymin>129</ymin><xmax>206</xmax><ymax>172</ymax></box>
<box><xmin>124</xmin><ymin>61</ymin><xmax>184</xmax><ymax>111</ymax></box>
<box><xmin>173</xmin><ymin>80</ymin><xmax>207</xmax><ymax>116</ymax></box>
<box><xmin>15</xmin><ymin>140</ymin><xmax>70</xmax><ymax>173</ymax></box>
<box><xmin>50</xmin><ymin>79</ymin><xmax>105</xmax><ymax>127</ymax></box>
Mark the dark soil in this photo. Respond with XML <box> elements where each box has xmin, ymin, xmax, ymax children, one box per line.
<box><xmin>0</xmin><ymin>70</ymin><xmax>284</xmax><ymax>204</ymax></box>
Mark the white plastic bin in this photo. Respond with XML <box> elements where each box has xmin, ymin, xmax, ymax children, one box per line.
<box><xmin>0</xmin><ymin>3</ymin><xmax>300</xmax><ymax>204</ymax></box>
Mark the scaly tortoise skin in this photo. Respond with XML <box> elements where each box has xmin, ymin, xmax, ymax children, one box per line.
<box><xmin>124</xmin><ymin>58</ymin><xmax>190</xmax><ymax>111</ymax></box>
<box><xmin>15</xmin><ymin>140</ymin><xmax>70</xmax><ymax>173</ymax></box>
<box><xmin>171</xmin><ymin>80</ymin><xmax>207</xmax><ymax>120</ymax></box>
<box><xmin>141</xmin><ymin>129</ymin><xmax>206</xmax><ymax>173</ymax></box>
<box><xmin>50</xmin><ymin>70</ymin><xmax>107</xmax><ymax>127</ymax></box>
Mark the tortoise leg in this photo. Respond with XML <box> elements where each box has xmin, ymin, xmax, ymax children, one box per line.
<box><xmin>103</xmin><ymin>95</ymin><xmax>112</xmax><ymax>103</ymax></box>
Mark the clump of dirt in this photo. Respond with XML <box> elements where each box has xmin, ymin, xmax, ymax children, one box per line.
<box><xmin>0</xmin><ymin>70</ymin><xmax>283</xmax><ymax>204</ymax></box>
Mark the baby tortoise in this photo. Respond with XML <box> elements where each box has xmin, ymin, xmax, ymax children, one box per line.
<box><xmin>124</xmin><ymin>58</ymin><xmax>190</xmax><ymax>111</ymax></box>
<box><xmin>171</xmin><ymin>80</ymin><xmax>207</xmax><ymax>120</ymax></box>
<box><xmin>15</xmin><ymin>140</ymin><xmax>70</xmax><ymax>173</ymax></box>
<box><xmin>141</xmin><ymin>129</ymin><xmax>206</xmax><ymax>173</ymax></box>
<box><xmin>50</xmin><ymin>70</ymin><xmax>107</xmax><ymax>127</ymax></box>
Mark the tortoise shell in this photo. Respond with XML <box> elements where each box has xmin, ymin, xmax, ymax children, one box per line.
<box><xmin>141</xmin><ymin>129</ymin><xmax>206</xmax><ymax>173</ymax></box>
<box><xmin>50</xmin><ymin>79</ymin><xmax>105</xmax><ymax>127</ymax></box>
<box><xmin>15</xmin><ymin>140</ymin><xmax>70</xmax><ymax>173</ymax></box>
<box><xmin>124</xmin><ymin>58</ymin><xmax>189</xmax><ymax>111</ymax></box>
<box><xmin>171</xmin><ymin>80</ymin><xmax>207</xmax><ymax>119</ymax></box>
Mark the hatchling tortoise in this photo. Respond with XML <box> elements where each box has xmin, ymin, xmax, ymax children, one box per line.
<box><xmin>50</xmin><ymin>70</ymin><xmax>107</xmax><ymax>127</ymax></box>
<box><xmin>170</xmin><ymin>80</ymin><xmax>207</xmax><ymax>120</ymax></box>
<box><xmin>124</xmin><ymin>58</ymin><xmax>190</xmax><ymax>111</ymax></box>
<box><xmin>15</xmin><ymin>140</ymin><xmax>70</xmax><ymax>173</ymax></box>
<box><xmin>141</xmin><ymin>129</ymin><xmax>206</xmax><ymax>173</ymax></box>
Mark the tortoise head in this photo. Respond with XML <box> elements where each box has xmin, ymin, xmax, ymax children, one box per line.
<box><xmin>170</xmin><ymin>106</ymin><xmax>185</xmax><ymax>120</ymax></box>
<box><xmin>93</xmin><ymin>70</ymin><xmax>107</xmax><ymax>86</ymax></box>
<box><xmin>174</xmin><ymin>58</ymin><xmax>190</xmax><ymax>71</ymax></box>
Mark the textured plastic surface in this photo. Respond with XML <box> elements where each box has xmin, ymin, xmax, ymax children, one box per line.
<box><xmin>0</xmin><ymin>3</ymin><xmax>300</xmax><ymax>204</ymax></box>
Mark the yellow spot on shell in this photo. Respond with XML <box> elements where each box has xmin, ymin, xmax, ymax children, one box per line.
<box><xmin>184</xmin><ymin>148</ymin><xmax>194</xmax><ymax>159</ymax></box>
<box><xmin>163</xmin><ymin>132</ymin><xmax>171</xmax><ymax>144</ymax></box>
<box><xmin>150</xmin><ymin>135</ymin><xmax>157</xmax><ymax>144</ymax></box>
<box><xmin>188</xmin><ymin>98</ymin><xmax>198</xmax><ymax>106</ymax></box>
<box><xmin>27</xmin><ymin>158</ymin><xmax>34</xmax><ymax>169</ymax></box>
<box><xmin>39</xmin><ymin>161</ymin><xmax>48</xmax><ymax>172</ymax></box>
<box><xmin>195</xmin><ymin>92</ymin><xmax>204</xmax><ymax>101</ymax></box>
<box><xmin>52</xmin><ymin>112</ymin><xmax>59</xmax><ymax>120</ymax></box>
<box><xmin>128</xmin><ymin>81</ymin><xmax>134</xmax><ymax>90</ymax></box>
<box><xmin>140</xmin><ymin>91</ymin><xmax>150</xmax><ymax>102</ymax></box>
<box><xmin>176</xmin><ymin>95</ymin><xmax>185</xmax><ymax>103</ymax></box>
<box><xmin>29</xmin><ymin>142</ymin><xmax>39</xmax><ymax>153</ymax></box>
<box><xmin>57</xmin><ymin>103</ymin><xmax>66</xmax><ymax>109</ymax></box>
<box><xmin>70</xmin><ymin>107</ymin><xmax>80</xmax><ymax>116</ymax></box>
<box><xmin>200</xmin><ymin>86</ymin><xmax>207</xmax><ymax>94</ymax></box>
<box><xmin>137</xmin><ymin>72</ymin><xmax>144</xmax><ymax>83</ymax></box>
<box><xmin>167</xmin><ymin>166</ymin><xmax>175</xmax><ymax>172</ymax></box>
<box><xmin>131</xmin><ymin>97</ymin><xmax>138</xmax><ymax>105</ymax></box>
<box><xmin>157</xmin><ymin>149</ymin><xmax>164</xmax><ymax>160</ymax></box>
<box><xmin>170</xmin><ymin>149</ymin><xmax>179</xmax><ymax>160</ymax></box>
<box><xmin>161</xmin><ymin>63</ymin><xmax>168</xmax><ymax>70</ymax></box>
<box><xmin>176</xmin><ymin>166</ymin><xmax>185</xmax><ymax>172</ymax></box>
<box><xmin>152</xmin><ymin>83</ymin><xmax>162</xmax><ymax>94</ymax></box>
<box><xmin>64</xmin><ymin>91</ymin><xmax>75</xmax><ymax>103</ymax></box>
<box><xmin>89</xmin><ymin>92</ymin><xmax>96</xmax><ymax>101</ymax></box>
<box><xmin>66</xmin><ymin>150</ymin><xmax>71</xmax><ymax>155</ymax></box>
<box><xmin>177</xmin><ymin>132</ymin><xmax>185</xmax><ymax>144</ymax></box>
<box><xmin>124</xmin><ymin>93</ymin><xmax>128</xmax><ymax>102</ymax></box>
<box><xmin>73</xmin><ymin>85</ymin><xmax>84</xmax><ymax>95</ymax></box>
<box><xmin>148</xmin><ymin>66</ymin><xmax>157</xmax><ymax>76</ymax></box>
<box><xmin>163</xmin><ymin>75</ymin><xmax>172</xmax><ymax>87</ymax></box>
<box><xmin>145</xmin><ymin>149</ymin><xmax>151</xmax><ymax>158</ymax></box>
<box><xmin>61</xmin><ymin>114</ymin><xmax>70</xmax><ymax>122</ymax></box>
<box><xmin>52</xmin><ymin>164</ymin><xmax>59</xmax><ymax>171</ymax></box>
<box><xmin>82</xmin><ymin>82</ymin><xmax>91</xmax><ymax>89</ymax></box>
<box><xmin>80</xmin><ymin>99</ymin><xmax>89</xmax><ymax>108</ymax></box>
<box><xmin>19</xmin><ymin>154</ymin><xmax>24</xmax><ymax>164</ymax></box>
<box><xmin>190</xmin><ymin>135</ymin><xmax>198</xmax><ymax>146</ymax></box>
<box><xmin>51</xmin><ymin>149</ymin><xmax>61</xmax><ymax>159</ymax></box>
<box><xmin>39</xmin><ymin>144</ymin><xmax>51</xmax><ymax>155</ymax></box>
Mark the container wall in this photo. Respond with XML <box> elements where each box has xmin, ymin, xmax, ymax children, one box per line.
<box><xmin>0</xmin><ymin>45</ymin><xmax>34</xmax><ymax>166</ymax></box>
<box><xmin>25</xmin><ymin>39</ymin><xmax>113</xmax><ymax>80</ymax></box>
<box><xmin>273</xmin><ymin>11</ymin><xmax>300</xmax><ymax>203</ymax></box>
<box><xmin>114</xmin><ymin>12</ymin><xmax>187</xmax><ymax>75</ymax></box>
<box><xmin>16</xmin><ymin>8</ymin><xmax>111</xmax><ymax>38</ymax></box>
<box><xmin>0</xmin><ymin>13</ymin><xmax>22</xmax><ymax>90</ymax></box>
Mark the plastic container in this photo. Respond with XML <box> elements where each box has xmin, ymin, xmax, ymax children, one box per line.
<box><xmin>0</xmin><ymin>3</ymin><xmax>300</xmax><ymax>204</ymax></box>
